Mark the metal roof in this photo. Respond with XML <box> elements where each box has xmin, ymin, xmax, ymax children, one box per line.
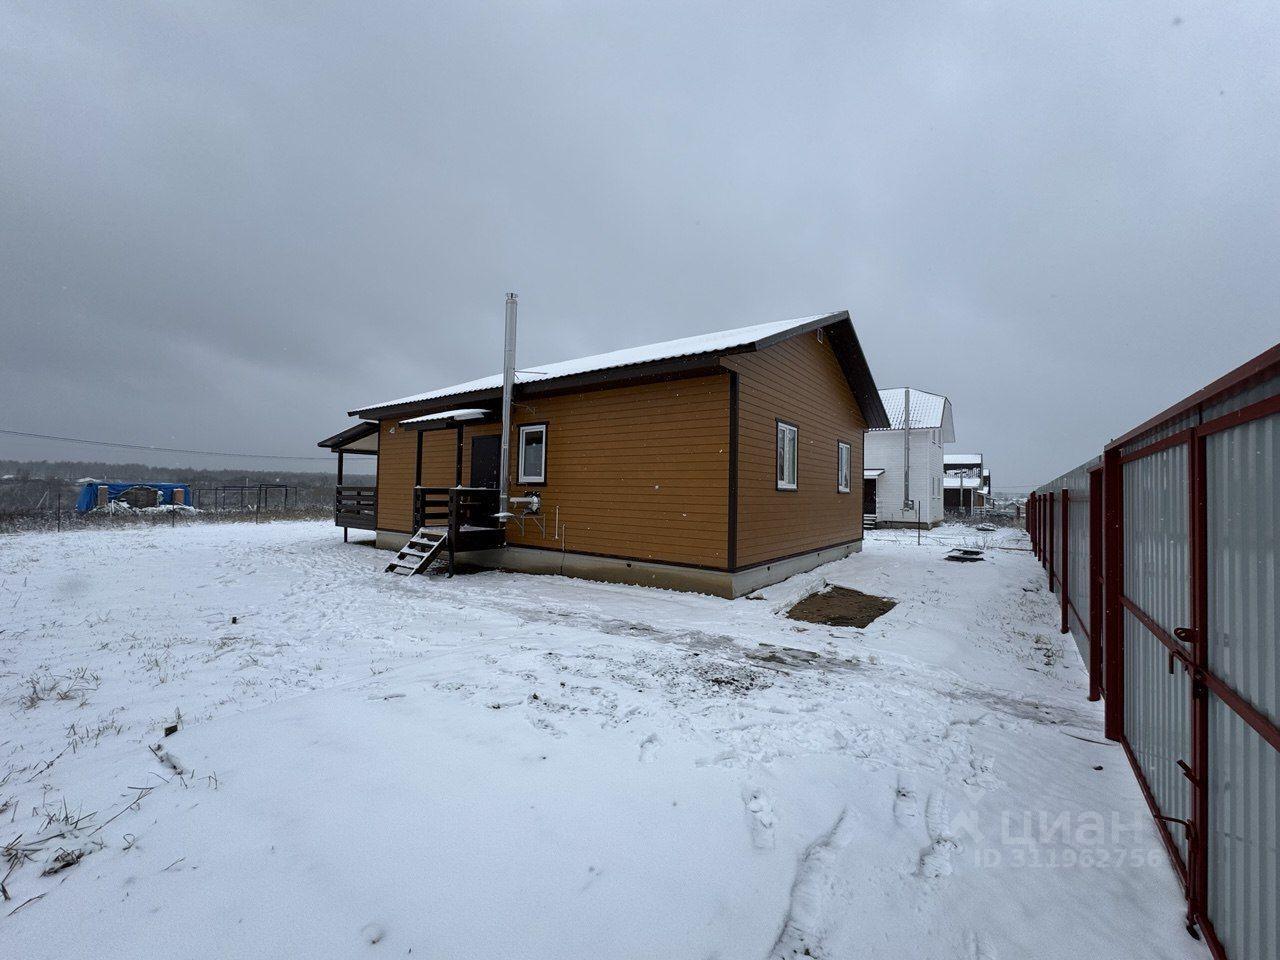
<box><xmin>345</xmin><ymin>313</ymin><xmax>890</xmax><ymax>430</ymax></box>
<box><xmin>874</xmin><ymin>388</ymin><xmax>950</xmax><ymax>430</ymax></box>
<box><xmin>352</xmin><ymin>314</ymin><xmax>834</xmax><ymax>415</ymax></box>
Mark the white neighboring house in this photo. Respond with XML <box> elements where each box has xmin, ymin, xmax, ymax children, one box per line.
<box><xmin>864</xmin><ymin>387</ymin><xmax>955</xmax><ymax>528</ymax></box>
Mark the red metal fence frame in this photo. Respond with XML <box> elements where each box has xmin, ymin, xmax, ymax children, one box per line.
<box><xmin>1035</xmin><ymin>342</ymin><xmax>1280</xmax><ymax>959</ymax></box>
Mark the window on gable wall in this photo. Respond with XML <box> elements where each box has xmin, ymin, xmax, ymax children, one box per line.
<box><xmin>776</xmin><ymin>421</ymin><xmax>798</xmax><ymax>490</ymax></box>
<box><xmin>837</xmin><ymin>441</ymin><xmax>851</xmax><ymax>493</ymax></box>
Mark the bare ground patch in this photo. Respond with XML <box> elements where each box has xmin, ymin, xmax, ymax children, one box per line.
<box><xmin>786</xmin><ymin>586</ymin><xmax>897</xmax><ymax>629</ymax></box>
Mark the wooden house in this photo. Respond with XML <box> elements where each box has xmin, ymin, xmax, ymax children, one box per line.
<box><xmin>319</xmin><ymin>311</ymin><xmax>888</xmax><ymax>597</ymax></box>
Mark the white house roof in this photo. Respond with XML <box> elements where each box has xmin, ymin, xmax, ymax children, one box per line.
<box><xmin>944</xmin><ymin>453</ymin><xmax>983</xmax><ymax>466</ymax></box>
<box><xmin>354</xmin><ymin>314</ymin><xmax>832</xmax><ymax>416</ymax></box>
<box><xmin>873</xmin><ymin>388</ymin><xmax>956</xmax><ymax>442</ymax></box>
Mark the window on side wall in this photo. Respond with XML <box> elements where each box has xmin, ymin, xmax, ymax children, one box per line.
<box><xmin>837</xmin><ymin>441</ymin><xmax>851</xmax><ymax>493</ymax></box>
<box><xmin>518</xmin><ymin>423</ymin><xmax>547</xmax><ymax>484</ymax></box>
<box><xmin>776</xmin><ymin>421</ymin><xmax>798</xmax><ymax>491</ymax></box>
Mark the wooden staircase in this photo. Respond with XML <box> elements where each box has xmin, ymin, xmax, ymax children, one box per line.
<box><xmin>385</xmin><ymin>527</ymin><xmax>449</xmax><ymax>576</ymax></box>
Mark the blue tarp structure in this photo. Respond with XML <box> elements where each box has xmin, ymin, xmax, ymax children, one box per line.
<box><xmin>75</xmin><ymin>482</ymin><xmax>192</xmax><ymax>514</ymax></box>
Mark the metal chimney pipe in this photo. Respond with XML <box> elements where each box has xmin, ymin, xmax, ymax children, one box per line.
<box><xmin>902</xmin><ymin>387</ymin><xmax>912</xmax><ymax>512</ymax></box>
<box><xmin>497</xmin><ymin>292</ymin><xmax>518</xmax><ymax>521</ymax></box>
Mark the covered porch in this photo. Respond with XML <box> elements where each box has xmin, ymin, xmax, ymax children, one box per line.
<box><xmin>317</xmin><ymin>421</ymin><xmax>379</xmax><ymax>539</ymax></box>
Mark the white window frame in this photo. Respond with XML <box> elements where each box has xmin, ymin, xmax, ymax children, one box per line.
<box><xmin>837</xmin><ymin>441</ymin><xmax>851</xmax><ymax>493</ymax></box>
<box><xmin>776</xmin><ymin>421</ymin><xmax>798</xmax><ymax>491</ymax></box>
<box><xmin>517</xmin><ymin>423</ymin><xmax>547</xmax><ymax>484</ymax></box>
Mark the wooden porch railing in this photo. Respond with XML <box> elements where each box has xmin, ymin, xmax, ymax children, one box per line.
<box><xmin>335</xmin><ymin>485</ymin><xmax>376</xmax><ymax>530</ymax></box>
<box><xmin>411</xmin><ymin>486</ymin><xmax>504</xmax><ymax>573</ymax></box>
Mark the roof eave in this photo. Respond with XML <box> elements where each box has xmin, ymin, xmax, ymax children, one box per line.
<box><xmin>821</xmin><ymin>316</ymin><xmax>889</xmax><ymax>429</ymax></box>
<box><xmin>316</xmin><ymin>421</ymin><xmax>379</xmax><ymax>449</ymax></box>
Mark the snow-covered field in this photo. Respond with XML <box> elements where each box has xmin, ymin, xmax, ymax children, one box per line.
<box><xmin>1</xmin><ymin>521</ymin><xmax>1204</xmax><ymax>959</ymax></box>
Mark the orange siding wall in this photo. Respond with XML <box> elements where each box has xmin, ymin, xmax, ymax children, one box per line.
<box><xmin>411</xmin><ymin>375</ymin><xmax>732</xmax><ymax>568</ymax></box>
<box><xmin>375</xmin><ymin>420</ymin><xmax>416</xmax><ymax>533</ymax></box>
<box><xmin>419</xmin><ymin>430</ymin><xmax>457</xmax><ymax>488</ymax></box>
<box><xmin>723</xmin><ymin>332</ymin><xmax>866</xmax><ymax>567</ymax></box>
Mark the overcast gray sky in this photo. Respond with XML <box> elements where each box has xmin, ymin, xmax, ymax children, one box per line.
<box><xmin>2</xmin><ymin>1</ymin><xmax>1277</xmax><ymax>489</ymax></box>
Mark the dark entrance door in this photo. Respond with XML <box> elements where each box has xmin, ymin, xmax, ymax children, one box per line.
<box><xmin>862</xmin><ymin>477</ymin><xmax>877</xmax><ymax>516</ymax></box>
<box><xmin>470</xmin><ymin>435</ymin><xmax>501</xmax><ymax>488</ymax></box>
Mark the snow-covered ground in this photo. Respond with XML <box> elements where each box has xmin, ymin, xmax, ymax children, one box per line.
<box><xmin>1</xmin><ymin>521</ymin><xmax>1204</xmax><ymax>959</ymax></box>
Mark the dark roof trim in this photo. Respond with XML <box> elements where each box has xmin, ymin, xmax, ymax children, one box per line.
<box><xmin>317</xmin><ymin>421</ymin><xmax>379</xmax><ymax>450</ymax></box>
<box><xmin>819</xmin><ymin>314</ymin><xmax>890</xmax><ymax>429</ymax></box>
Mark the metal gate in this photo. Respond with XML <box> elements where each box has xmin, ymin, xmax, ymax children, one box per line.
<box><xmin>1030</xmin><ymin>344</ymin><xmax>1279</xmax><ymax>960</ymax></box>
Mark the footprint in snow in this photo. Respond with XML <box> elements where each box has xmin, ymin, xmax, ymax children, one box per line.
<box><xmin>639</xmin><ymin>734</ymin><xmax>661</xmax><ymax>763</ymax></box>
<box><xmin>893</xmin><ymin>773</ymin><xmax>919</xmax><ymax>825</ymax></box>
<box><xmin>967</xmin><ymin>929</ymin><xmax>998</xmax><ymax>960</ymax></box>
<box><xmin>917</xmin><ymin>790</ymin><xmax>959</xmax><ymax>879</ymax></box>
<box><xmin>742</xmin><ymin>789</ymin><xmax>776</xmax><ymax>849</ymax></box>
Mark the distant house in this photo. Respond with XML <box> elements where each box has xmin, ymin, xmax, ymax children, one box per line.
<box><xmin>319</xmin><ymin>311</ymin><xmax>889</xmax><ymax>597</ymax></box>
<box><xmin>863</xmin><ymin>388</ymin><xmax>955</xmax><ymax>528</ymax></box>
<box><xmin>943</xmin><ymin>453</ymin><xmax>989</xmax><ymax>514</ymax></box>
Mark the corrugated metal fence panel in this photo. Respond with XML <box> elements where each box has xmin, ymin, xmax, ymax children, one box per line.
<box><xmin>1121</xmin><ymin>444</ymin><xmax>1191</xmax><ymax>867</ymax></box>
<box><xmin>1120</xmin><ymin>409</ymin><xmax>1199</xmax><ymax>456</ymax></box>
<box><xmin>1036</xmin><ymin>456</ymin><xmax>1099</xmax><ymax>674</ymax></box>
<box><xmin>1203</xmin><ymin>370</ymin><xmax>1280</xmax><ymax>421</ymax></box>
<box><xmin>1206</xmin><ymin>412</ymin><xmax>1279</xmax><ymax>728</ymax></box>
<box><xmin>1208</xmin><ymin>693</ymin><xmax>1279</xmax><ymax>960</ymax></box>
<box><xmin>1124</xmin><ymin>445</ymin><xmax>1190</xmax><ymax>635</ymax></box>
<box><xmin>1124</xmin><ymin>608</ymin><xmax>1192</xmax><ymax>865</ymax></box>
<box><xmin>1065</xmin><ymin>463</ymin><xmax>1092</xmax><ymax>661</ymax></box>
<box><xmin>1204</xmin><ymin>404</ymin><xmax>1278</xmax><ymax>960</ymax></box>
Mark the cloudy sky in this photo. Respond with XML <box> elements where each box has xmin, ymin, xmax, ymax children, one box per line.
<box><xmin>2</xmin><ymin>1</ymin><xmax>1277</xmax><ymax>489</ymax></box>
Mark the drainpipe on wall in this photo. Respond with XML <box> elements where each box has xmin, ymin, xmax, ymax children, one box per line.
<box><xmin>902</xmin><ymin>388</ymin><xmax>913</xmax><ymax>512</ymax></box>
<box><xmin>497</xmin><ymin>292</ymin><xmax>518</xmax><ymax>523</ymax></box>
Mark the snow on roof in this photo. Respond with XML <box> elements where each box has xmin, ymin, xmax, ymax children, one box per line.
<box><xmin>944</xmin><ymin>453</ymin><xmax>982</xmax><ymax>465</ymax></box>
<box><xmin>863</xmin><ymin>468</ymin><xmax>884</xmax><ymax>479</ymax></box>
<box><xmin>874</xmin><ymin>388</ymin><xmax>949</xmax><ymax>431</ymax></box>
<box><xmin>944</xmin><ymin>476</ymin><xmax>984</xmax><ymax>489</ymax></box>
<box><xmin>400</xmin><ymin>408</ymin><xmax>492</xmax><ymax>426</ymax></box>
<box><xmin>353</xmin><ymin>314</ymin><xmax>831</xmax><ymax>414</ymax></box>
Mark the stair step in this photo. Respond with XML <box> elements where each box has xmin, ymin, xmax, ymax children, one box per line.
<box><xmin>383</xmin><ymin>528</ymin><xmax>449</xmax><ymax>578</ymax></box>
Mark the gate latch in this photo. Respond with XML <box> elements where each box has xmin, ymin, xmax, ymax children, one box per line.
<box><xmin>1174</xmin><ymin>626</ymin><xmax>1199</xmax><ymax>644</ymax></box>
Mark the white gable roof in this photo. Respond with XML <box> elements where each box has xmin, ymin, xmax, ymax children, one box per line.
<box><xmin>354</xmin><ymin>314</ymin><xmax>832</xmax><ymax>415</ymax></box>
<box><xmin>873</xmin><ymin>388</ymin><xmax>955</xmax><ymax>441</ymax></box>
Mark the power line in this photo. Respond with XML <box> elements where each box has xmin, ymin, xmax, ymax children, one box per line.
<box><xmin>0</xmin><ymin>428</ymin><xmax>332</xmax><ymax>462</ymax></box>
